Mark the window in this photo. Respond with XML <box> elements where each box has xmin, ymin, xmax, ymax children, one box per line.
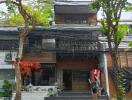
<box><xmin>0</xmin><ymin>40</ymin><xmax>18</xmax><ymax>50</ymax></box>
<box><xmin>32</xmin><ymin>64</ymin><xmax>56</xmax><ymax>86</ymax></box>
<box><xmin>5</xmin><ymin>52</ymin><xmax>12</xmax><ymax>62</ymax></box>
<box><xmin>0</xmin><ymin>69</ymin><xmax>15</xmax><ymax>80</ymax></box>
<box><xmin>29</xmin><ymin>36</ymin><xmax>42</xmax><ymax>48</ymax></box>
<box><xmin>0</xmin><ymin>69</ymin><xmax>15</xmax><ymax>87</ymax></box>
<box><xmin>72</xmin><ymin>70</ymin><xmax>88</xmax><ymax>81</ymax></box>
<box><xmin>28</xmin><ymin>37</ymin><xmax>56</xmax><ymax>50</ymax></box>
<box><xmin>42</xmin><ymin>39</ymin><xmax>55</xmax><ymax>49</ymax></box>
<box><xmin>64</xmin><ymin>15</ymin><xmax>87</xmax><ymax>24</ymax></box>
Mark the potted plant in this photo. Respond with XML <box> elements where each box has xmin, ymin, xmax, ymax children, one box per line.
<box><xmin>0</xmin><ymin>80</ymin><xmax>12</xmax><ymax>100</ymax></box>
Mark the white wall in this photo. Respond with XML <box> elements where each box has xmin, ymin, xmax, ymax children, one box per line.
<box><xmin>0</xmin><ymin>51</ymin><xmax>17</xmax><ymax>69</ymax></box>
<box><xmin>0</xmin><ymin>51</ymin><xmax>16</xmax><ymax>87</ymax></box>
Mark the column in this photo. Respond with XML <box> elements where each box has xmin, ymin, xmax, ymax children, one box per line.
<box><xmin>104</xmin><ymin>52</ymin><xmax>110</xmax><ymax>97</ymax></box>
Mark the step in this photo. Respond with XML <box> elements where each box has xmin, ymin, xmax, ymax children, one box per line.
<box><xmin>59</xmin><ymin>91</ymin><xmax>92</xmax><ymax>96</ymax></box>
<box><xmin>44</xmin><ymin>96</ymin><xmax>108</xmax><ymax>100</ymax></box>
<box><xmin>44</xmin><ymin>91</ymin><xmax>109</xmax><ymax>100</ymax></box>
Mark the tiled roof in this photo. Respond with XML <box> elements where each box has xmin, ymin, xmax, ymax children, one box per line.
<box><xmin>55</xmin><ymin>0</ymin><xmax>91</xmax><ymax>5</ymax></box>
<box><xmin>54</xmin><ymin>5</ymin><xmax>96</xmax><ymax>14</ymax></box>
<box><xmin>0</xmin><ymin>27</ymin><xmax>18</xmax><ymax>35</ymax></box>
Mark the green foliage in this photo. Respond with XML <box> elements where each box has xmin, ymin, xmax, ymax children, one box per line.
<box><xmin>90</xmin><ymin>0</ymin><xmax>101</xmax><ymax>11</ymax></box>
<box><xmin>8</xmin><ymin>4</ymin><xmax>52</xmax><ymax>26</ymax></box>
<box><xmin>33</xmin><ymin>5</ymin><xmax>52</xmax><ymax>26</ymax></box>
<box><xmin>114</xmin><ymin>25</ymin><xmax>128</xmax><ymax>43</ymax></box>
<box><xmin>100</xmin><ymin>19</ymin><xmax>108</xmax><ymax>34</ymax></box>
<box><xmin>125</xmin><ymin>6</ymin><xmax>132</xmax><ymax>11</ymax></box>
<box><xmin>129</xmin><ymin>41</ymin><xmax>132</xmax><ymax>47</ymax></box>
<box><xmin>9</xmin><ymin>14</ymin><xmax>24</xmax><ymax>26</ymax></box>
<box><xmin>12</xmin><ymin>82</ymin><xmax>16</xmax><ymax>91</ymax></box>
<box><xmin>100</xmin><ymin>21</ymin><xmax>128</xmax><ymax>44</ymax></box>
<box><xmin>117</xmin><ymin>25</ymin><xmax>128</xmax><ymax>40</ymax></box>
<box><xmin>91</xmin><ymin>0</ymin><xmax>129</xmax><ymax>47</ymax></box>
<box><xmin>116</xmin><ymin>73</ymin><xmax>126</xmax><ymax>100</ymax></box>
<box><xmin>0</xmin><ymin>0</ymin><xmax>53</xmax><ymax>26</ymax></box>
<box><xmin>0</xmin><ymin>80</ymin><xmax>12</xmax><ymax>97</ymax></box>
<box><xmin>47</xmin><ymin>88</ymin><xmax>55</xmax><ymax>97</ymax></box>
<box><xmin>5</xmin><ymin>0</ymin><xmax>11</xmax><ymax>6</ymax></box>
<box><xmin>91</xmin><ymin>0</ymin><xmax>129</xmax><ymax>100</ymax></box>
<box><xmin>124</xmin><ymin>2</ymin><xmax>132</xmax><ymax>11</ymax></box>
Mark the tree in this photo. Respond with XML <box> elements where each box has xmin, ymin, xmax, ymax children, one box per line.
<box><xmin>19</xmin><ymin>59</ymin><xmax>40</xmax><ymax>85</ymax></box>
<box><xmin>0</xmin><ymin>0</ymin><xmax>52</xmax><ymax>100</ymax></box>
<box><xmin>8</xmin><ymin>5</ymin><xmax>52</xmax><ymax>26</ymax></box>
<box><xmin>19</xmin><ymin>59</ymin><xmax>40</xmax><ymax>77</ymax></box>
<box><xmin>91</xmin><ymin>0</ymin><xmax>131</xmax><ymax>100</ymax></box>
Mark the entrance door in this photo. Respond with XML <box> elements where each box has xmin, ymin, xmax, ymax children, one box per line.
<box><xmin>72</xmin><ymin>70</ymin><xmax>90</xmax><ymax>91</ymax></box>
<box><xmin>63</xmin><ymin>70</ymin><xmax>72</xmax><ymax>90</ymax></box>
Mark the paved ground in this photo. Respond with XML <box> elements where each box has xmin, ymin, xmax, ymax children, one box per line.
<box><xmin>22</xmin><ymin>92</ymin><xmax>48</xmax><ymax>100</ymax></box>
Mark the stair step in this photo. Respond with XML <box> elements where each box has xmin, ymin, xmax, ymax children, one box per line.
<box><xmin>59</xmin><ymin>92</ymin><xmax>91</xmax><ymax>96</ymax></box>
<box><xmin>44</xmin><ymin>91</ymin><xmax>109</xmax><ymax>100</ymax></box>
<box><xmin>45</xmin><ymin>96</ymin><xmax>108</xmax><ymax>100</ymax></box>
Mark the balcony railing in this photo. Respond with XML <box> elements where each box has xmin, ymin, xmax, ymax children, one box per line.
<box><xmin>24</xmin><ymin>40</ymin><xmax>101</xmax><ymax>53</ymax></box>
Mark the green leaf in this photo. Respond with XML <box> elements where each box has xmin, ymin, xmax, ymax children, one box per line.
<box><xmin>129</xmin><ymin>41</ymin><xmax>132</xmax><ymax>47</ymax></box>
<box><xmin>113</xmin><ymin>25</ymin><xmax>128</xmax><ymax>43</ymax></box>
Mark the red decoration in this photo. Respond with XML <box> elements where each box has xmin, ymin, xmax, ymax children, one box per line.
<box><xmin>19</xmin><ymin>59</ymin><xmax>41</xmax><ymax>76</ymax></box>
<box><xmin>91</xmin><ymin>68</ymin><xmax>101</xmax><ymax>81</ymax></box>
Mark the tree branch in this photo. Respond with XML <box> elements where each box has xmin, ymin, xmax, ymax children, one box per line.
<box><xmin>0</xmin><ymin>0</ymin><xmax>6</xmax><ymax>4</ymax></box>
<box><xmin>0</xmin><ymin>0</ymin><xmax>19</xmax><ymax>6</ymax></box>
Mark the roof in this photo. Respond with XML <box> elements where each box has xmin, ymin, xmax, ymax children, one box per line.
<box><xmin>54</xmin><ymin>5</ymin><xmax>96</xmax><ymax>14</ymax></box>
<box><xmin>0</xmin><ymin>27</ymin><xmax>18</xmax><ymax>31</ymax></box>
<box><xmin>97</xmin><ymin>10</ymin><xmax>132</xmax><ymax>21</ymax></box>
<box><xmin>0</xmin><ymin>27</ymin><xmax>19</xmax><ymax>35</ymax></box>
<box><xmin>0</xmin><ymin>26</ymin><xmax>101</xmax><ymax>41</ymax></box>
<box><xmin>28</xmin><ymin>26</ymin><xmax>101</xmax><ymax>41</ymax></box>
<box><xmin>50</xmin><ymin>24</ymin><xmax>100</xmax><ymax>30</ymax></box>
<box><xmin>55</xmin><ymin>0</ymin><xmax>92</xmax><ymax>5</ymax></box>
<box><xmin>0</xmin><ymin>25</ymin><xmax>100</xmax><ymax>32</ymax></box>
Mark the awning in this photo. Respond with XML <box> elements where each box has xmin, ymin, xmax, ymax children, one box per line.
<box><xmin>23</xmin><ymin>52</ymin><xmax>56</xmax><ymax>63</ymax></box>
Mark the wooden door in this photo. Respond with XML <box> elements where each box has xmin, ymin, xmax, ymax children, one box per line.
<box><xmin>72</xmin><ymin>70</ymin><xmax>90</xmax><ymax>91</ymax></box>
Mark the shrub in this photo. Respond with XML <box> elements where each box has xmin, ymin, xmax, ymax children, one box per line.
<box><xmin>0</xmin><ymin>80</ymin><xmax>12</xmax><ymax>97</ymax></box>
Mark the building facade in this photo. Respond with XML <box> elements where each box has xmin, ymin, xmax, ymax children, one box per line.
<box><xmin>23</xmin><ymin>1</ymin><xmax>103</xmax><ymax>92</ymax></box>
<box><xmin>0</xmin><ymin>27</ymin><xmax>18</xmax><ymax>86</ymax></box>
<box><xmin>0</xmin><ymin>0</ymin><xmax>132</xmax><ymax>98</ymax></box>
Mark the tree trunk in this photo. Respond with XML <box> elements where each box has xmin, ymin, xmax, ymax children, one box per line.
<box><xmin>110</xmin><ymin>51</ymin><xmax>124</xmax><ymax>100</ymax></box>
<box><xmin>15</xmin><ymin>33</ymin><xmax>25</xmax><ymax>100</ymax></box>
<box><xmin>15</xmin><ymin>61</ymin><xmax>22</xmax><ymax>100</ymax></box>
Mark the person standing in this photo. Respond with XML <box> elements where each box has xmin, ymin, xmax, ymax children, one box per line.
<box><xmin>91</xmin><ymin>65</ymin><xmax>101</xmax><ymax>99</ymax></box>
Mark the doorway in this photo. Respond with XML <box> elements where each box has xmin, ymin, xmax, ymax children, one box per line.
<box><xmin>63</xmin><ymin>70</ymin><xmax>72</xmax><ymax>90</ymax></box>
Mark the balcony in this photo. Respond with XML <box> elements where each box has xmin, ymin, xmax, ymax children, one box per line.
<box><xmin>24</xmin><ymin>39</ymin><xmax>101</xmax><ymax>53</ymax></box>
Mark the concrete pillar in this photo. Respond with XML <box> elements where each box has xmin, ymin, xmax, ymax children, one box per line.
<box><xmin>57</xmin><ymin>68</ymin><xmax>63</xmax><ymax>84</ymax></box>
<box><xmin>103</xmin><ymin>52</ymin><xmax>110</xmax><ymax>97</ymax></box>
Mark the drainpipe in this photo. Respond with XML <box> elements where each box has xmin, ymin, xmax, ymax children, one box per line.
<box><xmin>103</xmin><ymin>43</ymin><xmax>110</xmax><ymax>97</ymax></box>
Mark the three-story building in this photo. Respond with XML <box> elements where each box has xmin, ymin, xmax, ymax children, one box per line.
<box><xmin>0</xmin><ymin>0</ymin><xmax>132</xmax><ymax>98</ymax></box>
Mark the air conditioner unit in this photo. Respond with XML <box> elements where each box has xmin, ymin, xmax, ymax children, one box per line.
<box><xmin>5</xmin><ymin>53</ymin><xmax>12</xmax><ymax>62</ymax></box>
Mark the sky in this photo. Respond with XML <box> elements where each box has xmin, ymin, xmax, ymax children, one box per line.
<box><xmin>98</xmin><ymin>11</ymin><xmax>132</xmax><ymax>21</ymax></box>
<box><xmin>59</xmin><ymin>0</ymin><xmax>132</xmax><ymax>20</ymax></box>
<box><xmin>0</xmin><ymin>0</ymin><xmax>132</xmax><ymax>20</ymax></box>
